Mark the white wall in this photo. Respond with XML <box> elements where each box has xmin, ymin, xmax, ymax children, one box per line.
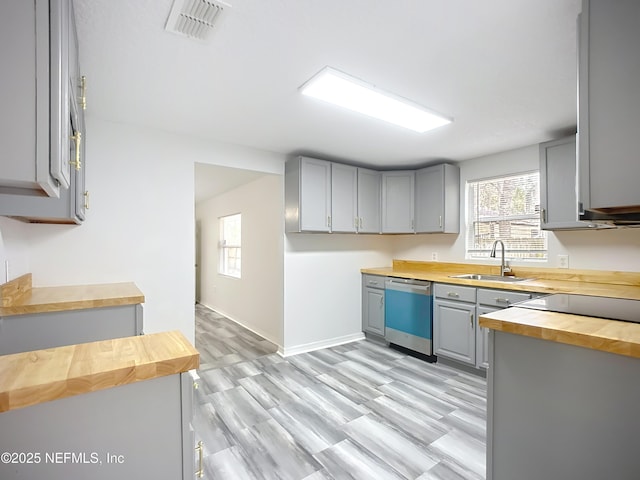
<box><xmin>0</xmin><ymin>217</ymin><xmax>30</xmax><ymax>282</ymax></box>
<box><xmin>196</xmin><ymin>174</ymin><xmax>284</xmax><ymax>347</ymax></box>
<box><xmin>283</xmin><ymin>234</ymin><xmax>393</xmax><ymax>355</ymax></box>
<box><xmin>392</xmin><ymin>144</ymin><xmax>640</xmax><ymax>272</ymax></box>
<box><xmin>0</xmin><ymin>117</ymin><xmax>286</xmax><ymax>343</ymax></box>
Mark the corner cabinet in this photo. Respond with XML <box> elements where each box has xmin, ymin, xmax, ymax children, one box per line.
<box><xmin>362</xmin><ymin>274</ymin><xmax>385</xmax><ymax>338</ymax></box>
<box><xmin>0</xmin><ymin>0</ymin><xmax>88</xmax><ymax>224</ymax></box>
<box><xmin>577</xmin><ymin>0</ymin><xmax>640</xmax><ymax>217</ymax></box>
<box><xmin>285</xmin><ymin>156</ymin><xmax>331</xmax><ymax>232</ymax></box>
<box><xmin>381</xmin><ymin>171</ymin><xmax>415</xmax><ymax>233</ymax></box>
<box><xmin>415</xmin><ymin>164</ymin><xmax>460</xmax><ymax>233</ymax></box>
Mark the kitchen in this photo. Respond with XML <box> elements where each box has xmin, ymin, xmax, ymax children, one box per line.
<box><xmin>1</xmin><ymin>0</ymin><xmax>640</xmax><ymax>479</ymax></box>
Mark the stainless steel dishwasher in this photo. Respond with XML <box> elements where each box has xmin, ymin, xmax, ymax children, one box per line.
<box><xmin>384</xmin><ymin>278</ymin><xmax>434</xmax><ymax>358</ymax></box>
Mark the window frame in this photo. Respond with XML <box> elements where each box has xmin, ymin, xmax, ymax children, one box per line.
<box><xmin>219</xmin><ymin>213</ymin><xmax>241</xmax><ymax>278</ymax></box>
<box><xmin>465</xmin><ymin>170</ymin><xmax>547</xmax><ymax>261</ymax></box>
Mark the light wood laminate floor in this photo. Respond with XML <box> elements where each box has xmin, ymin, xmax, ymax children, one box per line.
<box><xmin>194</xmin><ymin>304</ymin><xmax>486</xmax><ymax>479</ymax></box>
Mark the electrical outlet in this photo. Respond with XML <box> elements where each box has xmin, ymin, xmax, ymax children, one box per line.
<box><xmin>558</xmin><ymin>255</ymin><xmax>569</xmax><ymax>269</ymax></box>
<box><xmin>431</xmin><ymin>252</ymin><xmax>438</xmax><ymax>261</ymax></box>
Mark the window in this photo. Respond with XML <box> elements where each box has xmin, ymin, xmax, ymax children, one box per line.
<box><xmin>219</xmin><ymin>213</ymin><xmax>241</xmax><ymax>278</ymax></box>
<box><xmin>466</xmin><ymin>172</ymin><xmax>547</xmax><ymax>260</ymax></box>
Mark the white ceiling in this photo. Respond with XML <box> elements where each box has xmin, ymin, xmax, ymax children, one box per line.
<box><xmin>74</xmin><ymin>0</ymin><xmax>581</xmax><ymax>170</ymax></box>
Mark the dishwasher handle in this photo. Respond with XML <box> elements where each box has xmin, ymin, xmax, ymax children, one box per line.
<box><xmin>385</xmin><ymin>278</ymin><xmax>431</xmax><ymax>295</ymax></box>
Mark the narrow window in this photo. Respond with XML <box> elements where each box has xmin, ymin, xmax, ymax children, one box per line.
<box><xmin>466</xmin><ymin>172</ymin><xmax>547</xmax><ymax>260</ymax></box>
<box><xmin>219</xmin><ymin>213</ymin><xmax>241</xmax><ymax>278</ymax></box>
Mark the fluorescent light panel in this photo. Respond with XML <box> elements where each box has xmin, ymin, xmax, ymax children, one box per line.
<box><xmin>300</xmin><ymin>67</ymin><xmax>452</xmax><ymax>133</ymax></box>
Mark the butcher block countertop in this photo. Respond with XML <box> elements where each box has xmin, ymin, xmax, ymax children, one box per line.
<box><xmin>0</xmin><ymin>274</ymin><xmax>145</xmax><ymax>316</ymax></box>
<box><xmin>0</xmin><ymin>330</ymin><xmax>199</xmax><ymax>413</ymax></box>
<box><xmin>361</xmin><ymin>260</ymin><xmax>640</xmax><ymax>300</ymax></box>
<box><xmin>479</xmin><ymin>307</ymin><xmax>640</xmax><ymax>359</ymax></box>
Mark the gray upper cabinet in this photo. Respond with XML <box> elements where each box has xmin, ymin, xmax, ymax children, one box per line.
<box><xmin>0</xmin><ymin>0</ymin><xmax>74</xmax><ymax>198</ymax></box>
<box><xmin>0</xmin><ymin>0</ymin><xmax>87</xmax><ymax>224</ymax></box>
<box><xmin>415</xmin><ymin>163</ymin><xmax>460</xmax><ymax>233</ymax></box>
<box><xmin>381</xmin><ymin>171</ymin><xmax>415</xmax><ymax>233</ymax></box>
<box><xmin>357</xmin><ymin>168</ymin><xmax>381</xmax><ymax>233</ymax></box>
<box><xmin>331</xmin><ymin>163</ymin><xmax>358</xmax><ymax>233</ymax></box>
<box><xmin>285</xmin><ymin>156</ymin><xmax>331</xmax><ymax>232</ymax></box>
<box><xmin>539</xmin><ymin>135</ymin><xmax>592</xmax><ymax>230</ymax></box>
<box><xmin>577</xmin><ymin>0</ymin><xmax>640</xmax><ymax>215</ymax></box>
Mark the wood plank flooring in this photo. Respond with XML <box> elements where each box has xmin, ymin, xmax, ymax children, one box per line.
<box><xmin>194</xmin><ymin>304</ymin><xmax>486</xmax><ymax>479</ymax></box>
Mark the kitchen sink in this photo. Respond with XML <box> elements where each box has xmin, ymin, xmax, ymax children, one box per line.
<box><xmin>448</xmin><ymin>273</ymin><xmax>533</xmax><ymax>283</ymax></box>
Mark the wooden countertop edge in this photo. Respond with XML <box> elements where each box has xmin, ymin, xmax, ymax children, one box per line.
<box><xmin>360</xmin><ymin>267</ymin><xmax>640</xmax><ymax>300</ymax></box>
<box><xmin>0</xmin><ymin>282</ymin><xmax>146</xmax><ymax>316</ymax></box>
<box><xmin>0</xmin><ymin>331</ymin><xmax>199</xmax><ymax>413</ymax></box>
<box><xmin>479</xmin><ymin>308</ymin><xmax>640</xmax><ymax>360</ymax></box>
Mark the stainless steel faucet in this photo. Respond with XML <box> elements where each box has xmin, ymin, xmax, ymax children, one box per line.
<box><xmin>490</xmin><ymin>240</ymin><xmax>511</xmax><ymax>276</ymax></box>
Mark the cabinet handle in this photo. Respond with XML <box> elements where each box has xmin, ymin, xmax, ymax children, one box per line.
<box><xmin>70</xmin><ymin>131</ymin><xmax>82</xmax><ymax>170</ymax></box>
<box><xmin>380</xmin><ymin>296</ymin><xmax>384</xmax><ymax>307</ymax></box>
<box><xmin>327</xmin><ymin>216</ymin><xmax>331</xmax><ymax>228</ymax></box>
<box><xmin>83</xmin><ymin>191</ymin><xmax>90</xmax><ymax>209</ymax></box>
<box><xmin>195</xmin><ymin>441</ymin><xmax>204</xmax><ymax>478</ymax></box>
<box><xmin>447</xmin><ymin>292</ymin><xmax>460</xmax><ymax>298</ymax></box>
<box><xmin>470</xmin><ymin>311</ymin><xmax>474</xmax><ymax>328</ymax></box>
<box><xmin>80</xmin><ymin>76</ymin><xmax>87</xmax><ymax>110</ymax></box>
<box><xmin>494</xmin><ymin>297</ymin><xmax>510</xmax><ymax>304</ymax></box>
<box><xmin>439</xmin><ymin>215</ymin><xmax>442</xmax><ymax>228</ymax></box>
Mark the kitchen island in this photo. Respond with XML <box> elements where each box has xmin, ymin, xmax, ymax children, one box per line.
<box><xmin>0</xmin><ymin>330</ymin><xmax>200</xmax><ymax>479</ymax></box>
<box><xmin>479</xmin><ymin>307</ymin><xmax>640</xmax><ymax>480</ymax></box>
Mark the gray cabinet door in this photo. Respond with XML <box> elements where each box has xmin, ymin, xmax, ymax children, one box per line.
<box><xmin>433</xmin><ymin>299</ymin><xmax>475</xmax><ymax>365</ymax></box>
<box><xmin>0</xmin><ymin>0</ymin><xmax>60</xmax><ymax>197</ymax></box>
<box><xmin>285</xmin><ymin>156</ymin><xmax>331</xmax><ymax>232</ymax></box>
<box><xmin>415</xmin><ymin>164</ymin><xmax>460</xmax><ymax>233</ymax></box>
<box><xmin>357</xmin><ymin>168</ymin><xmax>381</xmax><ymax>233</ymax></box>
<box><xmin>381</xmin><ymin>171</ymin><xmax>415</xmax><ymax>233</ymax></box>
<box><xmin>476</xmin><ymin>306</ymin><xmax>497</xmax><ymax>369</ymax></box>
<box><xmin>578</xmin><ymin>0</ymin><xmax>640</xmax><ymax>213</ymax></box>
<box><xmin>540</xmin><ymin>136</ymin><xmax>593</xmax><ymax>230</ymax></box>
<box><xmin>331</xmin><ymin>163</ymin><xmax>357</xmax><ymax>232</ymax></box>
<box><xmin>363</xmin><ymin>287</ymin><xmax>385</xmax><ymax>336</ymax></box>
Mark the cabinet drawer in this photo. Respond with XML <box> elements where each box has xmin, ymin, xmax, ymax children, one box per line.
<box><xmin>362</xmin><ymin>274</ymin><xmax>386</xmax><ymax>289</ymax></box>
<box><xmin>477</xmin><ymin>288</ymin><xmax>531</xmax><ymax>308</ymax></box>
<box><xmin>434</xmin><ymin>283</ymin><xmax>476</xmax><ymax>303</ymax></box>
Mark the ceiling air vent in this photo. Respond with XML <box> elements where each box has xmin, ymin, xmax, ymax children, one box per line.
<box><xmin>165</xmin><ymin>0</ymin><xmax>230</xmax><ymax>41</ymax></box>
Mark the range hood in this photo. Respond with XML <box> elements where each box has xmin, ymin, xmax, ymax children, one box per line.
<box><xmin>579</xmin><ymin>206</ymin><xmax>640</xmax><ymax>227</ymax></box>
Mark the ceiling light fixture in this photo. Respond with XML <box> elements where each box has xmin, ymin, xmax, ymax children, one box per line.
<box><xmin>300</xmin><ymin>67</ymin><xmax>452</xmax><ymax>133</ymax></box>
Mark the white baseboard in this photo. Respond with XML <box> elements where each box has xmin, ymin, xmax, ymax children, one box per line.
<box><xmin>197</xmin><ymin>303</ymin><xmax>283</xmax><ymax>352</ymax></box>
<box><xmin>279</xmin><ymin>332</ymin><xmax>365</xmax><ymax>357</ymax></box>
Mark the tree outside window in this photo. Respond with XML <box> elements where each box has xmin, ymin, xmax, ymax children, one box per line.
<box><xmin>466</xmin><ymin>172</ymin><xmax>547</xmax><ymax>260</ymax></box>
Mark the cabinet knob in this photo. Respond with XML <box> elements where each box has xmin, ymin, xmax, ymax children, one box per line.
<box><xmin>447</xmin><ymin>292</ymin><xmax>459</xmax><ymax>298</ymax></box>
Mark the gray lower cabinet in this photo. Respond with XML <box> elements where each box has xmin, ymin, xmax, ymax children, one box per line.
<box><xmin>487</xmin><ymin>330</ymin><xmax>640</xmax><ymax>480</ymax></box>
<box><xmin>381</xmin><ymin>171</ymin><xmax>415</xmax><ymax>233</ymax></box>
<box><xmin>0</xmin><ymin>304</ymin><xmax>143</xmax><ymax>355</ymax></box>
<box><xmin>415</xmin><ymin>164</ymin><xmax>460</xmax><ymax>234</ymax></box>
<box><xmin>435</xmin><ymin>283</ymin><xmax>532</xmax><ymax>370</ymax></box>
<box><xmin>0</xmin><ymin>371</ymin><xmax>199</xmax><ymax>479</ymax></box>
<box><xmin>362</xmin><ymin>274</ymin><xmax>385</xmax><ymax>337</ymax></box>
